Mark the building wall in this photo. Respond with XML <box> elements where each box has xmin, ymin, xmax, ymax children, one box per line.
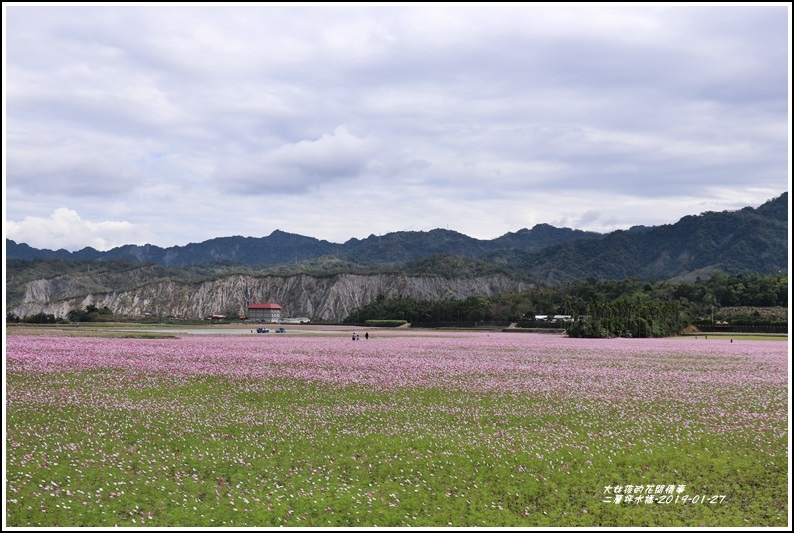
<box><xmin>248</xmin><ymin>308</ymin><xmax>281</xmax><ymax>322</ymax></box>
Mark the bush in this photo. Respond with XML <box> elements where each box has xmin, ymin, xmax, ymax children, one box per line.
<box><xmin>364</xmin><ymin>319</ymin><xmax>408</xmax><ymax>327</ymax></box>
<box><xmin>67</xmin><ymin>305</ymin><xmax>114</xmax><ymax>323</ymax></box>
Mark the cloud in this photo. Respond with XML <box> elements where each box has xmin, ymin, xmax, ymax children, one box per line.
<box><xmin>3</xmin><ymin>5</ymin><xmax>789</xmax><ymax>251</ymax></box>
<box><xmin>216</xmin><ymin>125</ymin><xmax>377</xmax><ymax>194</ymax></box>
<box><xmin>5</xmin><ymin>208</ymin><xmax>151</xmax><ymax>251</ymax></box>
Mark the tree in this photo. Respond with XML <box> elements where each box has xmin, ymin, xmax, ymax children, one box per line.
<box><xmin>67</xmin><ymin>305</ymin><xmax>114</xmax><ymax>322</ymax></box>
<box><xmin>462</xmin><ymin>295</ymin><xmax>491</xmax><ymax>322</ymax></box>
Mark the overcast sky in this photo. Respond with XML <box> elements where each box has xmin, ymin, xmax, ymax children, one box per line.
<box><xmin>3</xmin><ymin>3</ymin><xmax>791</xmax><ymax>252</ymax></box>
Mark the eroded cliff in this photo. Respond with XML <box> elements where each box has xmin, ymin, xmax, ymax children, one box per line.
<box><xmin>12</xmin><ymin>273</ymin><xmax>531</xmax><ymax>321</ymax></box>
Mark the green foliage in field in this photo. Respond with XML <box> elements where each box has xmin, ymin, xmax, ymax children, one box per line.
<box><xmin>6</xmin><ymin>373</ymin><xmax>786</xmax><ymax>527</ymax></box>
<box><xmin>363</xmin><ymin>320</ymin><xmax>408</xmax><ymax>327</ymax></box>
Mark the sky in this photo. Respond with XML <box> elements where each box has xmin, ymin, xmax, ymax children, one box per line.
<box><xmin>3</xmin><ymin>3</ymin><xmax>791</xmax><ymax>252</ymax></box>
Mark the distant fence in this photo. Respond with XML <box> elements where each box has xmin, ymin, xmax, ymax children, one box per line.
<box><xmin>503</xmin><ymin>328</ymin><xmax>565</xmax><ymax>334</ymax></box>
<box><xmin>516</xmin><ymin>320</ymin><xmax>571</xmax><ymax>329</ymax></box>
<box><xmin>694</xmin><ymin>324</ymin><xmax>787</xmax><ymax>334</ymax></box>
<box><xmin>472</xmin><ymin>321</ymin><xmax>511</xmax><ymax>329</ymax></box>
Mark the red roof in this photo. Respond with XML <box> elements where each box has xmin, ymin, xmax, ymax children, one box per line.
<box><xmin>248</xmin><ymin>303</ymin><xmax>282</xmax><ymax>309</ymax></box>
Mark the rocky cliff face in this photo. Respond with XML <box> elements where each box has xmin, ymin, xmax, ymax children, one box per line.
<box><xmin>12</xmin><ymin>273</ymin><xmax>531</xmax><ymax>321</ymax></box>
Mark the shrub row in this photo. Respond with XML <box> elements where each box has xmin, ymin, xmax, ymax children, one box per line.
<box><xmin>364</xmin><ymin>319</ymin><xmax>408</xmax><ymax>327</ymax></box>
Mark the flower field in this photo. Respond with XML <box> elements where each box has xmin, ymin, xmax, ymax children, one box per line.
<box><xmin>5</xmin><ymin>330</ymin><xmax>789</xmax><ymax>527</ymax></box>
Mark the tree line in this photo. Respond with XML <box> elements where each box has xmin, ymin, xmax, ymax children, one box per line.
<box><xmin>344</xmin><ymin>272</ymin><xmax>788</xmax><ymax>338</ymax></box>
<box><xmin>7</xmin><ymin>304</ymin><xmax>115</xmax><ymax>324</ymax></box>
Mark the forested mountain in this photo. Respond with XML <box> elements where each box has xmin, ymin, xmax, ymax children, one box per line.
<box><xmin>6</xmin><ymin>224</ymin><xmax>603</xmax><ymax>267</ymax></box>
<box><xmin>6</xmin><ymin>193</ymin><xmax>787</xmax><ymax>279</ymax></box>
<box><xmin>6</xmin><ymin>230</ymin><xmax>341</xmax><ymax>266</ymax></box>
<box><xmin>483</xmin><ymin>193</ymin><xmax>789</xmax><ymax>284</ymax></box>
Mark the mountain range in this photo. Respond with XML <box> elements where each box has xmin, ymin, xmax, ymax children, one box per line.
<box><xmin>7</xmin><ymin>192</ymin><xmax>788</xmax><ymax>279</ymax></box>
<box><xmin>7</xmin><ymin>223</ymin><xmax>603</xmax><ymax>268</ymax></box>
<box><xmin>6</xmin><ymin>192</ymin><xmax>789</xmax><ymax>321</ymax></box>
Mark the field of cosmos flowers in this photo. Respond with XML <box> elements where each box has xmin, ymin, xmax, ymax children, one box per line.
<box><xmin>5</xmin><ymin>327</ymin><xmax>789</xmax><ymax>527</ymax></box>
